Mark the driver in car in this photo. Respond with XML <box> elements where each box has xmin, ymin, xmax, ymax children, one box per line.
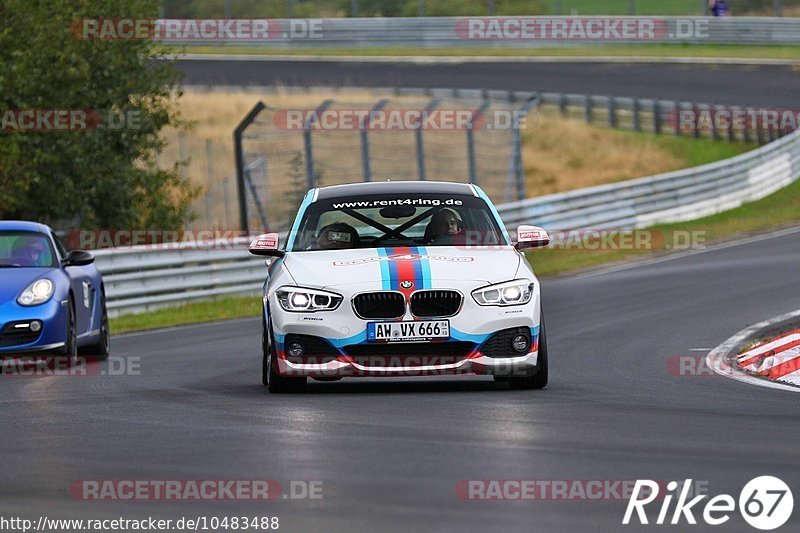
<box><xmin>424</xmin><ymin>208</ymin><xmax>463</xmax><ymax>244</ymax></box>
<box><xmin>10</xmin><ymin>236</ymin><xmax>49</xmax><ymax>267</ymax></box>
<box><xmin>315</xmin><ymin>223</ymin><xmax>360</xmax><ymax>250</ymax></box>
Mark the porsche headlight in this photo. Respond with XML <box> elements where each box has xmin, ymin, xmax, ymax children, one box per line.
<box><xmin>472</xmin><ymin>279</ymin><xmax>534</xmax><ymax>307</ymax></box>
<box><xmin>17</xmin><ymin>278</ymin><xmax>55</xmax><ymax>306</ymax></box>
<box><xmin>276</xmin><ymin>286</ymin><xmax>343</xmax><ymax>312</ymax></box>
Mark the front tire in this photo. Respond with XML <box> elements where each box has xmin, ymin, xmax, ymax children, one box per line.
<box><xmin>507</xmin><ymin>312</ymin><xmax>548</xmax><ymax>390</ymax></box>
<box><xmin>80</xmin><ymin>290</ymin><xmax>110</xmax><ymax>361</ymax></box>
<box><xmin>51</xmin><ymin>298</ymin><xmax>78</xmax><ymax>368</ymax></box>
<box><xmin>262</xmin><ymin>310</ymin><xmax>306</xmax><ymax>393</ymax></box>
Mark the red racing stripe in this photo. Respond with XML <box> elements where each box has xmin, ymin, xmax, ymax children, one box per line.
<box><xmin>391</xmin><ymin>246</ymin><xmax>417</xmax><ymax>301</ymax></box>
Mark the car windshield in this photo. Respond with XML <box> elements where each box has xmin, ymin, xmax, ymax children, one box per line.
<box><xmin>0</xmin><ymin>231</ymin><xmax>57</xmax><ymax>268</ymax></box>
<box><xmin>289</xmin><ymin>193</ymin><xmax>508</xmax><ymax>251</ymax></box>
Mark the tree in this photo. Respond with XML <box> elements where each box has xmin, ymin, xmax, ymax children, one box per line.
<box><xmin>0</xmin><ymin>0</ymin><xmax>197</xmax><ymax>231</ymax></box>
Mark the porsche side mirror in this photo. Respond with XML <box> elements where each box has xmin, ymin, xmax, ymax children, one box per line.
<box><xmin>514</xmin><ymin>225</ymin><xmax>549</xmax><ymax>251</ymax></box>
<box><xmin>63</xmin><ymin>250</ymin><xmax>95</xmax><ymax>267</ymax></box>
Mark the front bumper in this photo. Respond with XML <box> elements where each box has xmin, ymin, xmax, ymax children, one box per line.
<box><xmin>276</xmin><ymin>348</ymin><xmax>540</xmax><ymax>378</ymax></box>
<box><xmin>0</xmin><ymin>298</ymin><xmax>68</xmax><ymax>355</ymax></box>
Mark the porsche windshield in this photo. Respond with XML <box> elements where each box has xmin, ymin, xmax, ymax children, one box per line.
<box><xmin>0</xmin><ymin>231</ymin><xmax>57</xmax><ymax>268</ymax></box>
<box><xmin>289</xmin><ymin>194</ymin><xmax>508</xmax><ymax>251</ymax></box>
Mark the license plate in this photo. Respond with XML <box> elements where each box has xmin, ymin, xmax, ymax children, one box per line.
<box><xmin>367</xmin><ymin>320</ymin><xmax>450</xmax><ymax>342</ymax></box>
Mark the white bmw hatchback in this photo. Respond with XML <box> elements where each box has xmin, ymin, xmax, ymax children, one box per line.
<box><xmin>249</xmin><ymin>181</ymin><xmax>550</xmax><ymax>393</ymax></box>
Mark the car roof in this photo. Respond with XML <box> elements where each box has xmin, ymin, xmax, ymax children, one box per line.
<box><xmin>315</xmin><ymin>180</ymin><xmax>477</xmax><ymax>200</ymax></box>
<box><xmin>0</xmin><ymin>220</ymin><xmax>52</xmax><ymax>234</ymax></box>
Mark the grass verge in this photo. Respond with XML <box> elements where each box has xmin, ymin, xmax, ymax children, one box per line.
<box><xmin>110</xmin><ymin>296</ymin><xmax>262</xmax><ymax>335</ymax></box>
<box><xmin>111</xmin><ymin>177</ymin><xmax>799</xmax><ymax>334</ymax></box>
<box><xmin>177</xmin><ymin>44</ymin><xmax>800</xmax><ymax>61</ymax></box>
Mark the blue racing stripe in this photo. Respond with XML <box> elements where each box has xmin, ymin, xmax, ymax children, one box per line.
<box><xmin>286</xmin><ymin>190</ymin><xmax>316</xmax><ymax>252</ymax></box>
<box><xmin>378</xmin><ymin>247</ymin><xmax>392</xmax><ymax>290</ymax></box>
<box><xmin>416</xmin><ymin>246</ymin><xmax>432</xmax><ymax>289</ymax></box>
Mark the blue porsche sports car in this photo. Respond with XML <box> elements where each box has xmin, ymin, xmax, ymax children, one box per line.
<box><xmin>0</xmin><ymin>221</ymin><xmax>109</xmax><ymax>360</ymax></box>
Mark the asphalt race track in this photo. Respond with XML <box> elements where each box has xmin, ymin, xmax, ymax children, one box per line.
<box><xmin>2</xmin><ymin>228</ymin><xmax>799</xmax><ymax>532</ymax></box>
<box><xmin>176</xmin><ymin>58</ymin><xmax>800</xmax><ymax>108</ymax></box>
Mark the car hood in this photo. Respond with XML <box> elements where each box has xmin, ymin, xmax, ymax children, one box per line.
<box><xmin>0</xmin><ymin>268</ymin><xmax>51</xmax><ymax>305</ymax></box>
<box><xmin>282</xmin><ymin>247</ymin><xmax>521</xmax><ymax>290</ymax></box>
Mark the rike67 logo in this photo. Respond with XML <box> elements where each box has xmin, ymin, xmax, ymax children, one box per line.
<box><xmin>623</xmin><ymin>477</ymin><xmax>793</xmax><ymax>530</ymax></box>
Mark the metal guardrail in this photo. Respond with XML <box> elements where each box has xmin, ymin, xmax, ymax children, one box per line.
<box><xmin>97</xmin><ymin>128</ymin><xmax>799</xmax><ymax>316</ymax></box>
<box><xmin>93</xmin><ymin>238</ymin><xmax>267</xmax><ymax>316</ymax></box>
<box><xmin>185</xmin><ymin>17</ymin><xmax>800</xmax><ymax>47</ymax></box>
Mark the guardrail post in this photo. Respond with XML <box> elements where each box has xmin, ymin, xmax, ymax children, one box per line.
<box><xmin>585</xmin><ymin>95</ymin><xmax>593</xmax><ymax>124</ymax></box>
<box><xmin>632</xmin><ymin>98</ymin><xmax>641</xmax><ymax>132</ymax></box>
<box><xmin>234</xmin><ymin>101</ymin><xmax>266</xmax><ymax>233</ymax></box>
<box><xmin>559</xmin><ymin>93</ymin><xmax>568</xmax><ymax>116</ymax></box>
<box><xmin>727</xmin><ymin>107</ymin><xmax>736</xmax><ymax>142</ymax></box>
<box><xmin>467</xmin><ymin>100</ymin><xmax>491</xmax><ymax>185</ymax></box>
<box><xmin>361</xmin><ymin>99</ymin><xmax>390</xmax><ymax>182</ymax></box>
<box><xmin>304</xmin><ymin>99</ymin><xmax>333</xmax><ymax>189</ymax></box>
<box><xmin>608</xmin><ymin>96</ymin><xmax>617</xmax><ymax>128</ymax></box>
<box><xmin>711</xmin><ymin>106</ymin><xmax>720</xmax><ymax>142</ymax></box>
<box><xmin>674</xmin><ymin>101</ymin><xmax>682</xmax><ymax>136</ymax></box>
<box><xmin>743</xmin><ymin>108</ymin><xmax>753</xmax><ymax>144</ymax></box>
<box><xmin>693</xmin><ymin>104</ymin><xmax>701</xmax><ymax>139</ymax></box>
<box><xmin>628</xmin><ymin>0</ymin><xmax>635</xmax><ymax>15</ymax></box>
<box><xmin>416</xmin><ymin>98</ymin><xmax>440</xmax><ymax>181</ymax></box>
<box><xmin>775</xmin><ymin>0</ymin><xmax>782</xmax><ymax>16</ymax></box>
<box><xmin>653</xmin><ymin>101</ymin><xmax>662</xmax><ymax>134</ymax></box>
<box><xmin>755</xmin><ymin>108</ymin><xmax>766</xmax><ymax>145</ymax></box>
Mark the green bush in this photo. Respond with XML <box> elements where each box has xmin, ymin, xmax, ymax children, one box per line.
<box><xmin>0</xmin><ymin>0</ymin><xmax>196</xmax><ymax>230</ymax></box>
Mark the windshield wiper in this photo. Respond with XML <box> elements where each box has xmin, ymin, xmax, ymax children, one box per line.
<box><xmin>0</xmin><ymin>263</ymin><xmax>21</xmax><ymax>268</ymax></box>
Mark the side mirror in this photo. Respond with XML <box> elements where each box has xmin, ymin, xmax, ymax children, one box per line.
<box><xmin>514</xmin><ymin>225</ymin><xmax>549</xmax><ymax>251</ymax></box>
<box><xmin>249</xmin><ymin>233</ymin><xmax>285</xmax><ymax>258</ymax></box>
<box><xmin>63</xmin><ymin>250</ymin><xmax>95</xmax><ymax>267</ymax></box>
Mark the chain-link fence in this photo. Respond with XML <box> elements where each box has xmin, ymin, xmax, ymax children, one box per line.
<box><xmin>234</xmin><ymin>90</ymin><xmax>537</xmax><ymax>233</ymax></box>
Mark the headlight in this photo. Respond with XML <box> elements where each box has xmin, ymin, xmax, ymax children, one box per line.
<box><xmin>276</xmin><ymin>286</ymin><xmax>343</xmax><ymax>312</ymax></box>
<box><xmin>17</xmin><ymin>278</ymin><xmax>55</xmax><ymax>306</ymax></box>
<box><xmin>472</xmin><ymin>279</ymin><xmax>534</xmax><ymax>307</ymax></box>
